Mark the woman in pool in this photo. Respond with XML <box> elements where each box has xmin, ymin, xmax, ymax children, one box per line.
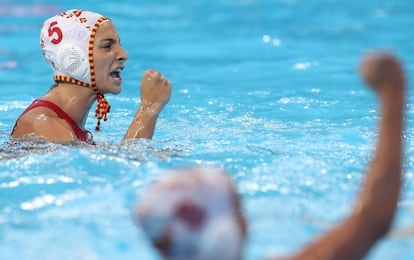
<box><xmin>10</xmin><ymin>9</ymin><xmax>171</xmax><ymax>144</ymax></box>
<box><xmin>134</xmin><ymin>52</ymin><xmax>405</xmax><ymax>260</ymax></box>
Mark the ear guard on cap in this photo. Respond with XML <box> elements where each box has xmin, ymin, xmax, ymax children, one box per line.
<box><xmin>56</xmin><ymin>44</ymin><xmax>89</xmax><ymax>80</ymax></box>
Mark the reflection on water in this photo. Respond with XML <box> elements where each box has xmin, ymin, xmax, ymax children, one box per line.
<box><xmin>0</xmin><ymin>139</ymin><xmax>64</xmax><ymax>161</ymax></box>
<box><xmin>0</xmin><ymin>135</ymin><xmax>191</xmax><ymax>162</ymax></box>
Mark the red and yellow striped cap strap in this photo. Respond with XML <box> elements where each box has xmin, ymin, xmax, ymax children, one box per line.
<box><xmin>89</xmin><ymin>16</ymin><xmax>111</xmax><ymax>131</ymax></box>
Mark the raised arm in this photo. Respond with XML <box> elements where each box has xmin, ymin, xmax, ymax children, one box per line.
<box><xmin>290</xmin><ymin>52</ymin><xmax>405</xmax><ymax>260</ymax></box>
<box><xmin>123</xmin><ymin>69</ymin><xmax>171</xmax><ymax>140</ymax></box>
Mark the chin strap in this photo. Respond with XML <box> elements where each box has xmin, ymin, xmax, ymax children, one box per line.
<box><xmin>94</xmin><ymin>94</ymin><xmax>111</xmax><ymax>131</ymax></box>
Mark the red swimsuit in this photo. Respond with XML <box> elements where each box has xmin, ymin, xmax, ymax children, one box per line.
<box><xmin>11</xmin><ymin>99</ymin><xmax>93</xmax><ymax>143</ymax></box>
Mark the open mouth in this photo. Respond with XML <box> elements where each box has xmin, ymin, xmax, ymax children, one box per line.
<box><xmin>109</xmin><ymin>67</ymin><xmax>123</xmax><ymax>83</ymax></box>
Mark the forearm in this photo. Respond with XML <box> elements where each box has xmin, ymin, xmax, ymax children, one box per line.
<box><xmin>122</xmin><ymin>105</ymin><xmax>160</xmax><ymax>140</ymax></box>
<box><xmin>290</xmin><ymin>53</ymin><xmax>405</xmax><ymax>260</ymax></box>
<box><xmin>291</xmin><ymin>98</ymin><xmax>404</xmax><ymax>260</ymax></box>
<box><xmin>124</xmin><ymin>69</ymin><xmax>171</xmax><ymax>141</ymax></box>
<box><xmin>356</xmin><ymin>90</ymin><xmax>404</xmax><ymax>234</ymax></box>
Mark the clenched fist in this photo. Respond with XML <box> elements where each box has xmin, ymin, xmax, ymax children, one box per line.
<box><xmin>140</xmin><ymin>69</ymin><xmax>172</xmax><ymax>115</ymax></box>
<box><xmin>359</xmin><ymin>52</ymin><xmax>405</xmax><ymax>94</ymax></box>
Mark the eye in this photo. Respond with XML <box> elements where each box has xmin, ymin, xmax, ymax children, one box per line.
<box><xmin>102</xmin><ymin>44</ymin><xmax>112</xmax><ymax>51</ymax></box>
<box><xmin>100</xmin><ymin>39</ymin><xmax>116</xmax><ymax>51</ymax></box>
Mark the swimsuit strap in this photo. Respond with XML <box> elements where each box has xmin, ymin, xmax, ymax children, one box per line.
<box><xmin>11</xmin><ymin>99</ymin><xmax>93</xmax><ymax>143</ymax></box>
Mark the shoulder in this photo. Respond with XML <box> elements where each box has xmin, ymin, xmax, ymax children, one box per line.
<box><xmin>11</xmin><ymin>107</ymin><xmax>77</xmax><ymax>142</ymax></box>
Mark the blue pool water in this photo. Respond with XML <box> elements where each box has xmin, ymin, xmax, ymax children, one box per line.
<box><xmin>1</xmin><ymin>0</ymin><xmax>414</xmax><ymax>259</ymax></box>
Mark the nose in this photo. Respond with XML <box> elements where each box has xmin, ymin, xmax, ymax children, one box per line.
<box><xmin>118</xmin><ymin>45</ymin><xmax>128</xmax><ymax>62</ymax></box>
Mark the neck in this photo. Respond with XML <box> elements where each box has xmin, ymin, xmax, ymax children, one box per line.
<box><xmin>43</xmin><ymin>82</ymin><xmax>98</xmax><ymax>127</ymax></box>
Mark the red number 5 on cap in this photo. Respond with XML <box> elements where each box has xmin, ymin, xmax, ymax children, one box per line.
<box><xmin>48</xmin><ymin>21</ymin><xmax>63</xmax><ymax>44</ymax></box>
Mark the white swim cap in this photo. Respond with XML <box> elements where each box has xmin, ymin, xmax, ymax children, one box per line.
<box><xmin>40</xmin><ymin>9</ymin><xmax>111</xmax><ymax>131</ymax></box>
<box><xmin>134</xmin><ymin>168</ymin><xmax>245</xmax><ymax>260</ymax></box>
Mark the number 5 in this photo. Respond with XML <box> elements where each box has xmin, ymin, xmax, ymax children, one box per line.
<box><xmin>48</xmin><ymin>21</ymin><xmax>63</xmax><ymax>44</ymax></box>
